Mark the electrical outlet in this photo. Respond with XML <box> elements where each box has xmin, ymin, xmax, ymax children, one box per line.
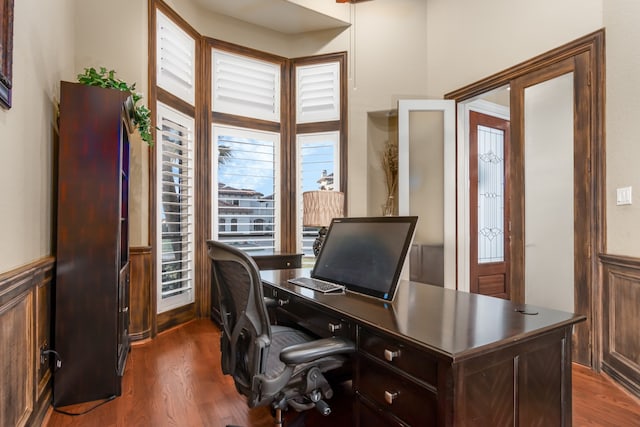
<box><xmin>40</xmin><ymin>343</ymin><xmax>48</xmax><ymax>366</ymax></box>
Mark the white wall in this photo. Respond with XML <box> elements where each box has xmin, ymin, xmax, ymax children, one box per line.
<box><xmin>343</xmin><ymin>0</ymin><xmax>429</xmax><ymax>216</ymax></box>
<box><xmin>0</xmin><ymin>0</ymin><xmax>75</xmax><ymax>273</ymax></box>
<box><xmin>426</xmin><ymin>0</ymin><xmax>603</xmax><ymax>96</ymax></box>
<box><xmin>604</xmin><ymin>0</ymin><xmax>640</xmax><ymax>257</ymax></box>
<box><xmin>164</xmin><ymin>0</ymin><xmax>292</xmax><ymax>57</ymax></box>
<box><xmin>75</xmin><ymin>0</ymin><xmax>150</xmax><ymax>247</ymax></box>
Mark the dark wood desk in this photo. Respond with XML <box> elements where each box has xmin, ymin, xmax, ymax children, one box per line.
<box><xmin>261</xmin><ymin>269</ymin><xmax>586</xmax><ymax>427</ymax></box>
<box><xmin>252</xmin><ymin>252</ymin><xmax>302</xmax><ymax>270</ymax></box>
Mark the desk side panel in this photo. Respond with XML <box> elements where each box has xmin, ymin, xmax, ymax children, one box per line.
<box><xmin>454</xmin><ymin>327</ymin><xmax>571</xmax><ymax>427</ymax></box>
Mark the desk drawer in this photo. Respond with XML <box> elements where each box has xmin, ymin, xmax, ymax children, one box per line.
<box><xmin>358</xmin><ymin>357</ymin><xmax>437</xmax><ymax>426</ymax></box>
<box><xmin>357</xmin><ymin>395</ymin><xmax>408</xmax><ymax>427</ymax></box>
<box><xmin>275</xmin><ymin>296</ymin><xmax>351</xmax><ymax>339</ymax></box>
<box><xmin>253</xmin><ymin>253</ymin><xmax>302</xmax><ymax>270</ymax></box>
<box><xmin>359</xmin><ymin>328</ymin><xmax>438</xmax><ymax>387</ymax></box>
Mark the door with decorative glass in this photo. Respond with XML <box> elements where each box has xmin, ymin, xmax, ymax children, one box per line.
<box><xmin>469</xmin><ymin>111</ymin><xmax>510</xmax><ymax>299</ymax></box>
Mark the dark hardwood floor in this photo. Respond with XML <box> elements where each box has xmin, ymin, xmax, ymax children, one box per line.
<box><xmin>44</xmin><ymin>319</ymin><xmax>640</xmax><ymax>427</ymax></box>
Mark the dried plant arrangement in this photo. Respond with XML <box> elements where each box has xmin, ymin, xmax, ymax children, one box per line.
<box><xmin>381</xmin><ymin>139</ymin><xmax>398</xmax><ymax>215</ymax></box>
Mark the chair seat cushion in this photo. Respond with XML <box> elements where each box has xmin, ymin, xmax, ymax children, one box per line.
<box><xmin>265</xmin><ymin>326</ymin><xmax>345</xmax><ymax>380</ymax></box>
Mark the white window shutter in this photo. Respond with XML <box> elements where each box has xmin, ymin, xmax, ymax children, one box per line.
<box><xmin>157</xmin><ymin>11</ymin><xmax>195</xmax><ymax>105</ymax></box>
<box><xmin>212</xmin><ymin>50</ymin><xmax>280</xmax><ymax>122</ymax></box>
<box><xmin>296</xmin><ymin>62</ymin><xmax>340</xmax><ymax>124</ymax></box>
<box><xmin>156</xmin><ymin>103</ymin><xmax>195</xmax><ymax>313</ymax></box>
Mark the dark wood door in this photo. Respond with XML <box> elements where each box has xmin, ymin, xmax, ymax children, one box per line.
<box><xmin>469</xmin><ymin>111</ymin><xmax>511</xmax><ymax>299</ymax></box>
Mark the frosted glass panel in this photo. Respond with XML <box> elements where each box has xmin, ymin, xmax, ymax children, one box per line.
<box><xmin>408</xmin><ymin>111</ymin><xmax>444</xmax><ymax>245</ymax></box>
<box><xmin>524</xmin><ymin>72</ymin><xmax>574</xmax><ymax>313</ymax></box>
<box><xmin>398</xmin><ymin>100</ymin><xmax>456</xmax><ymax>288</ymax></box>
<box><xmin>477</xmin><ymin>125</ymin><xmax>504</xmax><ymax>263</ymax></box>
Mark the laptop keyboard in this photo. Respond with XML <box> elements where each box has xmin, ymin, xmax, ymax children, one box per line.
<box><xmin>288</xmin><ymin>277</ymin><xmax>344</xmax><ymax>293</ymax></box>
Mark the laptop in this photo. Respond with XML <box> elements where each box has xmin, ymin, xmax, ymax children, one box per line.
<box><xmin>289</xmin><ymin>216</ymin><xmax>418</xmax><ymax>301</ymax></box>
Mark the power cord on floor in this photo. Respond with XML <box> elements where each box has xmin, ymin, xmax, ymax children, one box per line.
<box><xmin>43</xmin><ymin>349</ymin><xmax>117</xmax><ymax>416</ymax></box>
<box><xmin>52</xmin><ymin>395</ymin><xmax>117</xmax><ymax>416</ymax></box>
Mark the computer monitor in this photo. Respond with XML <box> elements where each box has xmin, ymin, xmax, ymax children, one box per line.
<box><xmin>311</xmin><ymin>216</ymin><xmax>418</xmax><ymax>301</ymax></box>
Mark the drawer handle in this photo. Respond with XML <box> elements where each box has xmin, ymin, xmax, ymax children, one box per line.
<box><xmin>328</xmin><ymin>323</ymin><xmax>342</xmax><ymax>333</ymax></box>
<box><xmin>384</xmin><ymin>349</ymin><xmax>400</xmax><ymax>362</ymax></box>
<box><xmin>384</xmin><ymin>390</ymin><xmax>399</xmax><ymax>405</ymax></box>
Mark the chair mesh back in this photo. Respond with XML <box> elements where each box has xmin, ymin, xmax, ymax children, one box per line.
<box><xmin>216</xmin><ymin>262</ymin><xmax>250</xmax><ymax>329</ymax></box>
<box><xmin>207</xmin><ymin>241</ymin><xmax>271</xmax><ymax>396</ymax></box>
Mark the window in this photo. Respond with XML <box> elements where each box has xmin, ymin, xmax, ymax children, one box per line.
<box><xmin>153</xmin><ymin>6</ymin><xmax>197</xmax><ymax>316</ymax></box>
<box><xmin>294</xmin><ymin>58</ymin><xmax>344</xmax><ymax>262</ymax></box>
<box><xmin>296</xmin><ymin>62</ymin><xmax>340</xmax><ymax>124</ymax></box>
<box><xmin>296</xmin><ymin>132</ymin><xmax>340</xmax><ymax>258</ymax></box>
<box><xmin>156</xmin><ymin>10</ymin><xmax>195</xmax><ymax>105</ymax></box>
<box><xmin>151</xmin><ymin>2</ymin><xmax>346</xmax><ymax>324</ymax></box>
<box><xmin>212</xmin><ymin>125</ymin><xmax>280</xmax><ymax>256</ymax></box>
<box><xmin>156</xmin><ymin>103</ymin><xmax>195</xmax><ymax>313</ymax></box>
<box><xmin>212</xmin><ymin>49</ymin><xmax>280</xmax><ymax>122</ymax></box>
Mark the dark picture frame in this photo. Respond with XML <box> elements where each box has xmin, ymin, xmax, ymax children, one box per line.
<box><xmin>0</xmin><ymin>0</ymin><xmax>15</xmax><ymax>109</ymax></box>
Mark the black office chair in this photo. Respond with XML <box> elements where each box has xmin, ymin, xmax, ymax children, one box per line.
<box><xmin>207</xmin><ymin>240</ymin><xmax>355</xmax><ymax>426</ymax></box>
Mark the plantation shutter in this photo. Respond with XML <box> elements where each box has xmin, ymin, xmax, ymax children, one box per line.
<box><xmin>296</xmin><ymin>62</ymin><xmax>340</xmax><ymax>124</ymax></box>
<box><xmin>157</xmin><ymin>10</ymin><xmax>195</xmax><ymax>105</ymax></box>
<box><xmin>212</xmin><ymin>49</ymin><xmax>280</xmax><ymax>122</ymax></box>
<box><xmin>156</xmin><ymin>103</ymin><xmax>195</xmax><ymax>312</ymax></box>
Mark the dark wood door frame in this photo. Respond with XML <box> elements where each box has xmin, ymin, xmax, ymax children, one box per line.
<box><xmin>446</xmin><ymin>30</ymin><xmax>605</xmax><ymax>368</ymax></box>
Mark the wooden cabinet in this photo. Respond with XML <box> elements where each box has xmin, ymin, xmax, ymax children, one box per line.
<box><xmin>53</xmin><ymin>82</ymin><xmax>132</xmax><ymax>407</ymax></box>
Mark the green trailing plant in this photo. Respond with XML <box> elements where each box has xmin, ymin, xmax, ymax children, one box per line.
<box><xmin>77</xmin><ymin>67</ymin><xmax>154</xmax><ymax>146</ymax></box>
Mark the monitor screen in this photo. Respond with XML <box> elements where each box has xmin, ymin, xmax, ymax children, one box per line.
<box><xmin>311</xmin><ymin>216</ymin><xmax>418</xmax><ymax>301</ymax></box>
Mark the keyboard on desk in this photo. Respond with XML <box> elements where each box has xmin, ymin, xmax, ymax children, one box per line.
<box><xmin>287</xmin><ymin>277</ymin><xmax>345</xmax><ymax>293</ymax></box>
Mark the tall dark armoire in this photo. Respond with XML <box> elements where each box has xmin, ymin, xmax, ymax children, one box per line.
<box><xmin>53</xmin><ymin>81</ymin><xmax>132</xmax><ymax>407</ymax></box>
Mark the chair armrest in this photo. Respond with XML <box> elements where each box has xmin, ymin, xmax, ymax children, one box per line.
<box><xmin>264</xmin><ymin>297</ymin><xmax>288</xmax><ymax>308</ymax></box>
<box><xmin>280</xmin><ymin>336</ymin><xmax>355</xmax><ymax>365</ymax></box>
<box><xmin>263</xmin><ymin>297</ymin><xmax>279</xmax><ymax>308</ymax></box>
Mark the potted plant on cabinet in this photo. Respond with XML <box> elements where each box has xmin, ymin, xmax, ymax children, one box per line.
<box><xmin>77</xmin><ymin>67</ymin><xmax>154</xmax><ymax>146</ymax></box>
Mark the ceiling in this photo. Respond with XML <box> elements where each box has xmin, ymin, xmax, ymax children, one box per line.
<box><xmin>190</xmin><ymin>0</ymin><xmax>351</xmax><ymax>34</ymax></box>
